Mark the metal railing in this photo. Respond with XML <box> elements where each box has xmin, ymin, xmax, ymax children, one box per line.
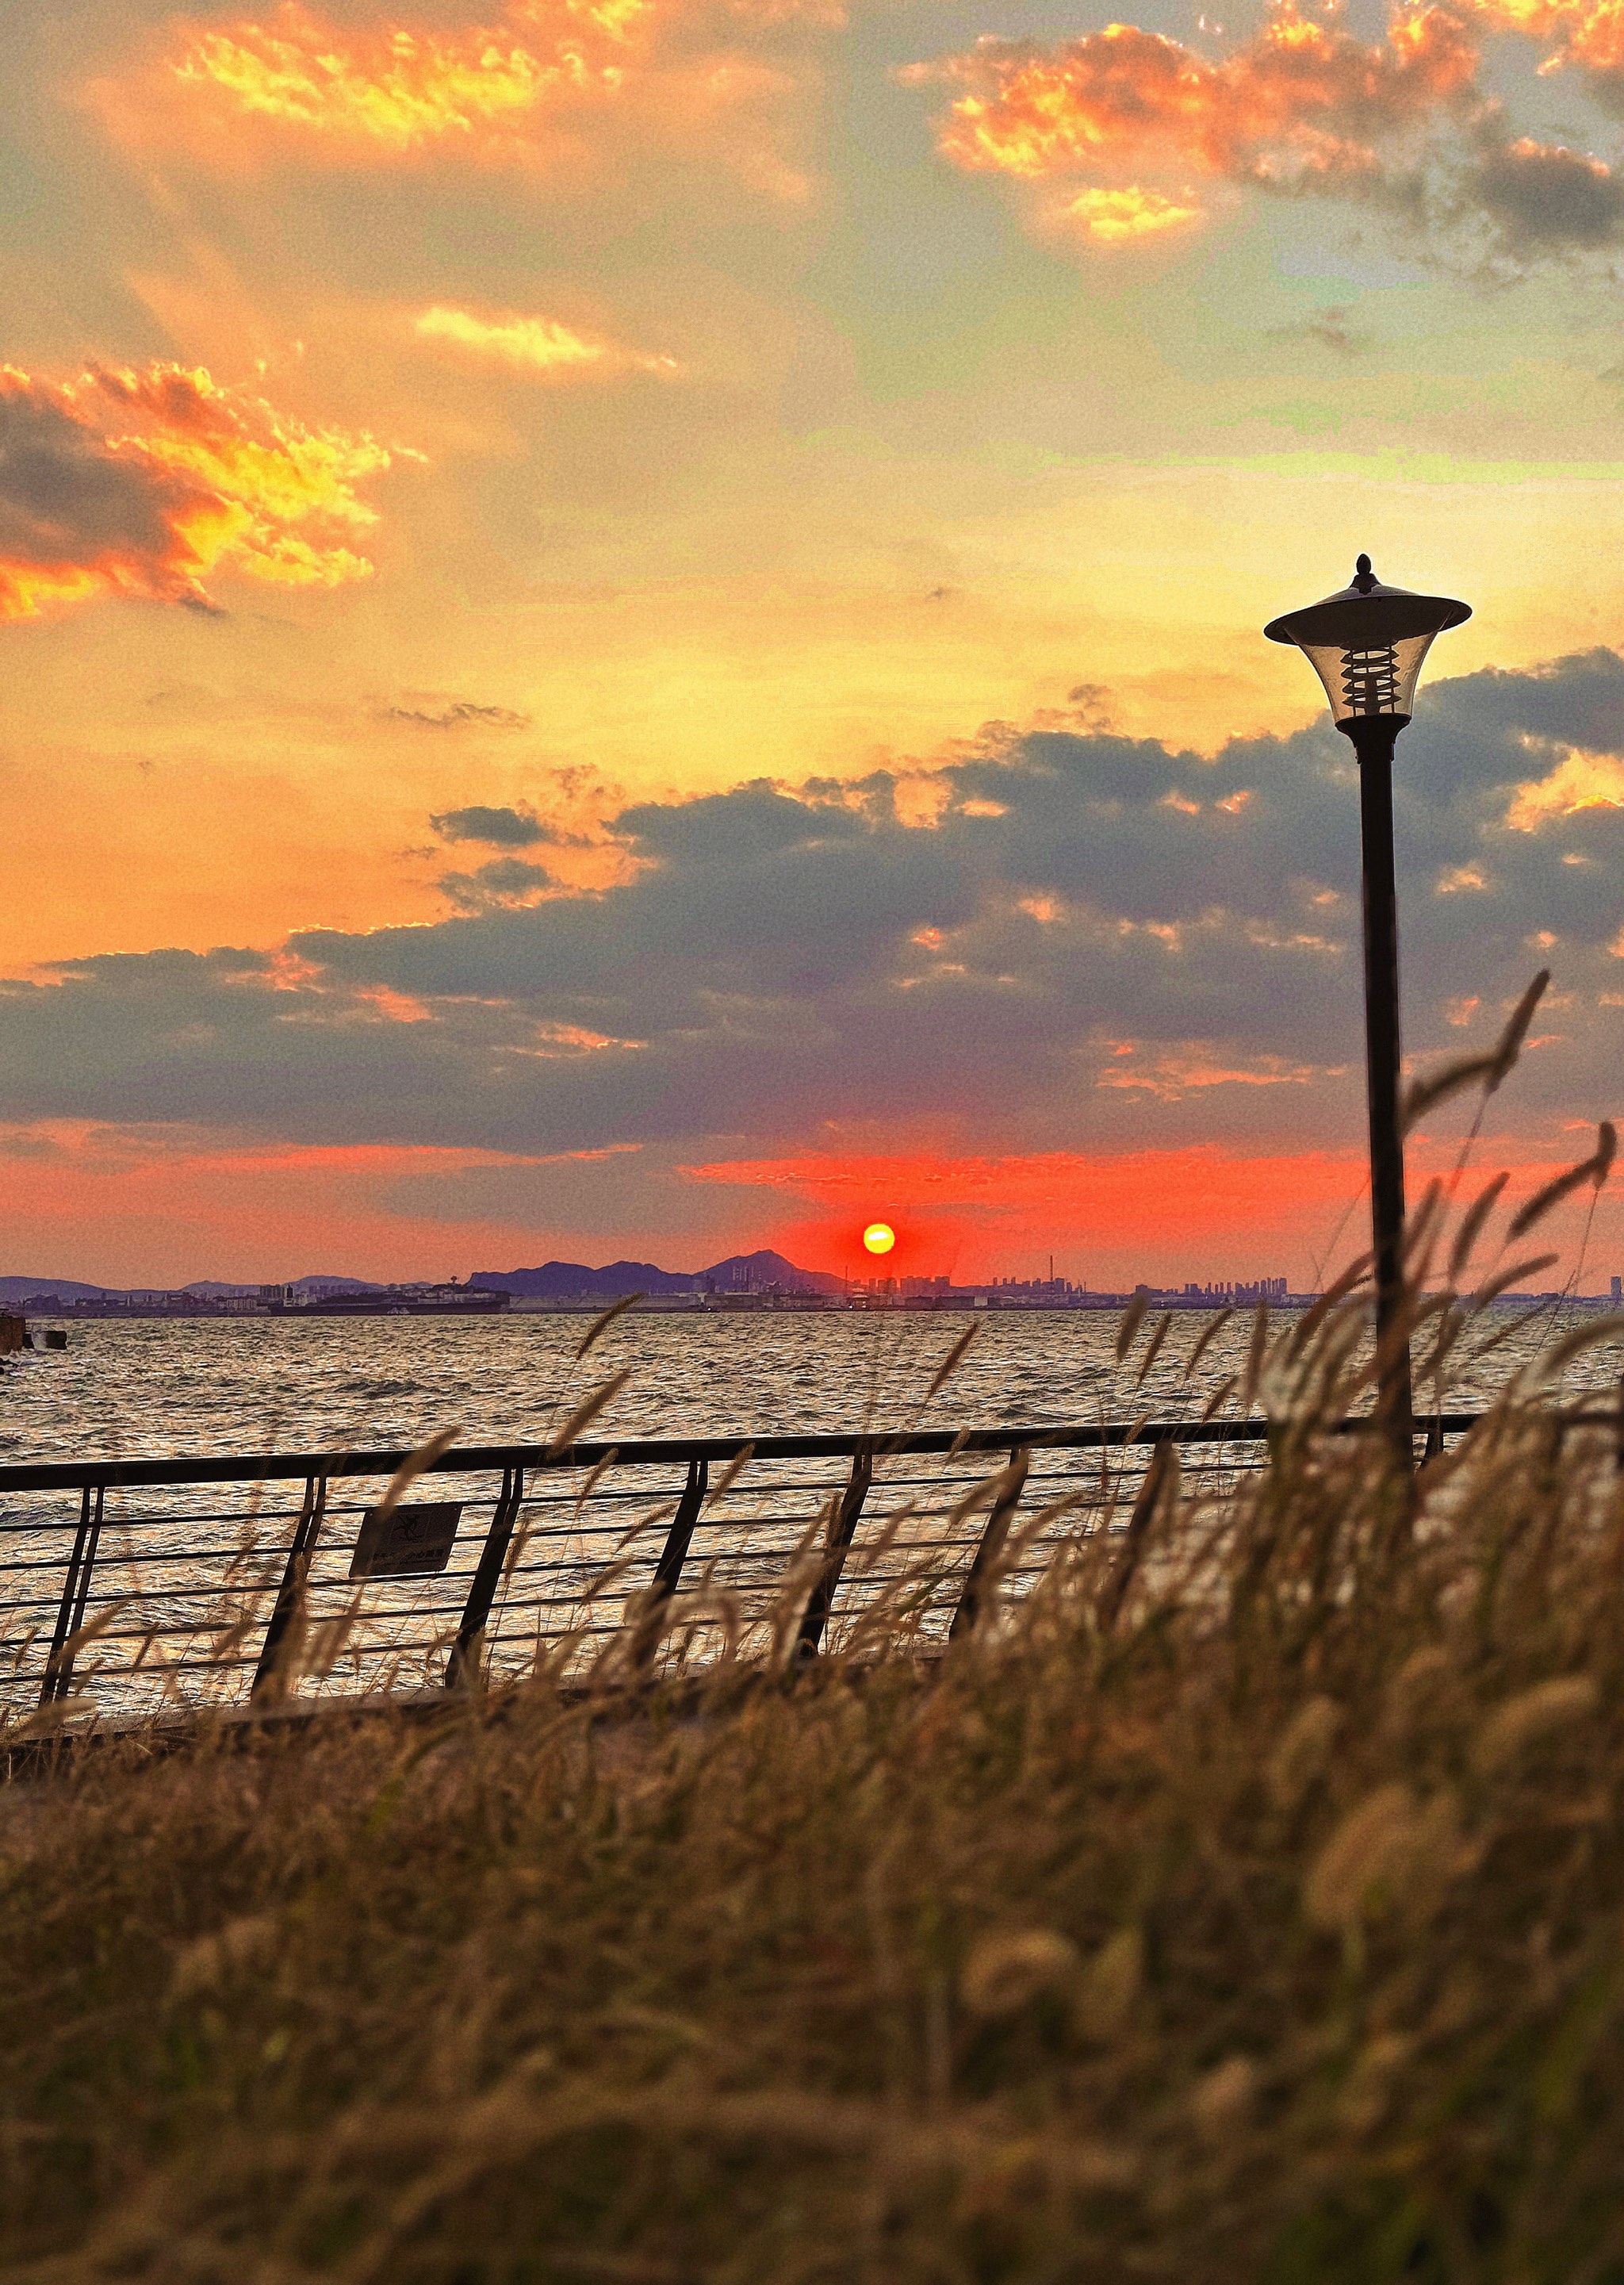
<box><xmin>0</xmin><ymin>1413</ymin><xmax>1484</xmax><ymax>1725</ymax></box>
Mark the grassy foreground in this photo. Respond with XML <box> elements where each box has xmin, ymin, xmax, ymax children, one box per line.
<box><xmin>6</xmin><ymin>1325</ymin><xmax>1624</xmax><ymax>2285</ymax></box>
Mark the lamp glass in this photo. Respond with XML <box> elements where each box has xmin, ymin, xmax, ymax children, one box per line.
<box><xmin>1264</xmin><ymin>563</ymin><xmax>1470</xmax><ymax>730</ymax></box>
<box><xmin>1288</xmin><ymin>627</ymin><xmax>1442</xmax><ymax>727</ymax></box>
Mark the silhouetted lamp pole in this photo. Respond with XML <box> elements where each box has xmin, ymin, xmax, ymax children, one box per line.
<box><xmin>1265</xmin><ymin>555</ymin><xmax>1471</xmax><ymax>1447</ymax></box>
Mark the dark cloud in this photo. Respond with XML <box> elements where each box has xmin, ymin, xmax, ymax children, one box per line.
<box><xmin>1467</xmin><ymin>129</ymin><xmax>1624</xmax><ymax>251</ymax></box>
<box><xmin>0</xmin><ymin>384</ymin><xmax>192</xmax><ymax>592</ymax></box>
<box><xmin>4</xmin><ymin>650</ymin><xmax>1623</xmax><ymax>1164</ymax></box>
<box><xmin>1429</xmin><ymin>648</ymin><xmax>1624</xmax><ymax>755</ymax></box>
<box><xmin>436</xmin><ymin>857</ymin><xmax>553</xmax><ymax>913</ymax></box>
<box><xmin>386</xmin><ymin>700</ymin><xmax>530</xmax><ymax>730</ymax></box>
<box><xmin>430</xmin><ymin>804</ymin><xmax>549</xmax><ymax>847</ymax></box>
<box><xmin>1271</xmin><ymin>306</ymin><xmax>1367</xmax><ymax>356</ymax></box>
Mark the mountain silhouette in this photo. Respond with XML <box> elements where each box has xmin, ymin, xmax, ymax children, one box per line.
<box><xmin>470</xmin><ymin>1248</ymin><xmax>842</xmax><ymax>1298</ymax></box>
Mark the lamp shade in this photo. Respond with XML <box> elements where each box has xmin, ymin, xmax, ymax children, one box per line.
<box><xmin>1264</xmin><ymin>556</ymin><xmax>1470</xmax><ymax>728</ymax></box>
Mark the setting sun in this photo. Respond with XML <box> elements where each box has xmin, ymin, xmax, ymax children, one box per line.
<box><xmin>862</xmin><ymin>1222</ymin><xmax>895</xmax><ymax>1256</ymax></box>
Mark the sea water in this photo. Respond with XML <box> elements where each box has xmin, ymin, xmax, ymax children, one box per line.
<box><xmin>2</xmin><ymin>1300</ymin><xmax>1620</xmax><ymax>1466</ymax></box>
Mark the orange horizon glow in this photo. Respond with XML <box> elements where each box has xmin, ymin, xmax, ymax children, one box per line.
<box><xmin>687</xmin><ymin>1141</ymin><xmax>1623</xmax><ymax>1290</ymax></box>
<box><xmin>0</xmin><ymin>1126</ymin><xmax>1615</xmax><ymax>1289</ymax></box>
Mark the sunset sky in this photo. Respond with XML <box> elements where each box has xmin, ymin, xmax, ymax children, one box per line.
<box><xmin>5</xmin><ymin>0</ymin><xmax>1624</xmax><ymax>1288</ymax></box>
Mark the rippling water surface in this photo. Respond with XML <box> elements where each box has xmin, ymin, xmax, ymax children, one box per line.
<box><xmin>1</xmin><ymin>1302</ymin><xmax>1619</xmax><ymax>1723</ymax></box>
<box><xmin>3</xmin><ymin>1299</ymin><xmax>1622</xmax><ymax>1464</ymax></box>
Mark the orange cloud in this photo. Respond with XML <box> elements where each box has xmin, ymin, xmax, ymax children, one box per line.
<box><xmin>1505</xmin><ymin>748</ymin><xmax>1624</xmax><ymax>826</ymax></box>
<box><xmin>912</xmin><ymin>0</ymin><xmax>1624</xmax><ymax>256</ymax></box>
<box><xmin>928</xmin><ymin>6</ymin><xmax>1476</xmax><ymax>178</ymax></box>
<box><xmin>412</xmin><ymin>304</ymin><xmax>679</xmax><ymax>375</ymax></box>
<box><xmin>1094</xmin><ymin>1046</ymin><xmax>1331</xmax><ymax>1098</ymax></box>
<box><xmin>167</xmin><ymin>0</ymin><xmax>643</xmax><ymax>152</ymax></box>
<box><xmin>1471</xmin><ymin>0</ymin><xmax>1624</xmax><ymax>72</ymax></box>
<box><xmin>96</xmin><ymin>0</ymin><xmax>815</xmax><ymax>197</ymax></box>
<box><xmin>1066</xmin><ymin>185</ymin><xmax>1204</xmax><ymax>241</ymax></box>
<box><xmin>910</xmin><ymin>2</ymin><xmax>1480</xmax><ymax>233</ymax></box>
<box><xmin>0</xmin><ymin>362</ymin><xmax>400</xmax><ymax>622</ymax></box>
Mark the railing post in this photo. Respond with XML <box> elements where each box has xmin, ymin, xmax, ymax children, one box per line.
<box><xmin>251</xmin><ymin>1474</ymin><xmax>328</xmax><ymax>1702</ymax></box>
<box><xmin>40</xmin><ymin>1481</ymin><xmax>103</xmax><ymax>1707</ymax></box>
<box><xmin>630</xmin><ymin>1457</ymin><xmax>707</xmax><ymax>1676</ymax></box>
<box><xmin>795</xmin><ymin>1445</ymin><xmax>872</xmax><ymax>1662</ymax></box>
<box><xmin>446</xmin><ymin>1466</ymin><xmax>525</xmax><ymax>1689</ymax></box>
<box><xmin>949</xmin><ymin>1447</ymin><xmax>1029</xmax><ymax>1641</ymax></box>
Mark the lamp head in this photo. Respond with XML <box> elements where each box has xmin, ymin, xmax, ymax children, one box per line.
<box><xmin>1265</xmin><ymin>555</ymin><xmax>1470</xmax><ymax>735</ymax></box>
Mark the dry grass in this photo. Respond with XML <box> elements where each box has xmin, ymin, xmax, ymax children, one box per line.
<box><xmin>3</xmin><ymin>1314</ymin><xmax>1624</xmax><ymax>2283</ymax></box>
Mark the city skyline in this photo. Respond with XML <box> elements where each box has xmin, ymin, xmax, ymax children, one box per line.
<box><xmin>4</xmin><ymin>1246</ymin><xmax>1616</xmax><ymax>1306</ymax></box>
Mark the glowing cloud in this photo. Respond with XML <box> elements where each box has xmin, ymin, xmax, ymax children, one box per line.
<box><xmin>910</xmin><ymin>1</ymin><xmax>1624</xmax><ymax>257</ymax></box>
<box><xmin>1505</xmin><ymin>749</ymin><xmax>1624</xmax><ymax>826</ymax></box>
<box><xmin>166</xmin><ymin>0</ymin><xmax>645</xmax><ymax>151</ymax></box>
<box><xmin>101</xmin><ymin>0</ymin><xmax>812</xmax><ymax>197</ymax></box>
<box><xmin>413</xmin><ymin>305</ymin><xmax>678</xmax><ymax>375</ymax></box>
<box><xmin>0</xmin><ymin>362</ymin><xmax>399</xmax><ymax>622</ymax></box>
<box><xmin>1472</xmin><ymin>0</ymin><xmax>1624</xmax><ymax>75</ymax></box>
<box><xmin>917</xmin><ymin>7</ymin><xmax>1476</xmax><ymax>185</ymax></box>
<box><xmin>77</xmin><ymin>0</ymin><xmax>840</xmax><ymax>225</ymax></box>
<box><xmin>1067</xmin><ymin>186</ymin><xmax>1203</xmax><ymax>242</ymax></box>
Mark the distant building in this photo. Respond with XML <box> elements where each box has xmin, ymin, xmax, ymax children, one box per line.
<box><xmin>1179</xmin><ymin>1276</ymin><xmax>1288</xmax><ymax>1306</ymax></box>
<box><xmin>1614</xmin><ymin>1275</ymin><xmax>1622</xmax><ymax>1305</ymax></box>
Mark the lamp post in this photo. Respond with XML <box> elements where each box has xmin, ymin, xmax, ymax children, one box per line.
<box><xmin>1265</xmin><ymin>555</ymin><xmax>1471</xmax><ymax>1449</ymax></box>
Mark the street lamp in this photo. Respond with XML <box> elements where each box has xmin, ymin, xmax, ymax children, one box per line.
<box><xmin>1265</xmin><ymin>554</ymin><xmax>1471</xmax><ymax>1447</ymax></box>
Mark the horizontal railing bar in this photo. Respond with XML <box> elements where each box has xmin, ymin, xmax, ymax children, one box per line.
<box><xmin>63</xmin><ymin>1574</ymin><xmax>481</xmax><ymax>1616</ymax></box>
<box><xmin>0</xmin><ymin>1456</ymin><xmax>1283</xmax><ymax>1536</ymax></box>
<box><xmin>0</xmin><ymin>1488</ymin><xmax>1121</xmax><ymax>1574</ymax></box>
<box><xmin>10</xmin><ymin>1562</ymin><xmax>1069</xmax><ymax>1654</ymax></box>
<box><xmin>0</xmin><ymin>1507</ymin><xmax>350</xmax><ymax>1536</ymax></box>
<box><xmin>0</xmin><ymin>1413</ymin><xmax>1485</xmax><ymax>1495</ymax></box>
<box><xmin>0</xmin><ymin>1474</ymin><xmax>1471</xmax><ymax>1627</ymax></box>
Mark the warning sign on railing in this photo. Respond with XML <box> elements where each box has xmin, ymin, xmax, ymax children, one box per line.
<box><xmin>350</xmin><ymin>1501</ymin><xmax>463</xmax><ymax>1580</ymax></box>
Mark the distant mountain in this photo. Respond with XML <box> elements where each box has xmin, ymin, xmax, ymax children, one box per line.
<box><xmin>1</xmin><ymin>1272</ymin><xmax>392</xmax><ymax>1305</ymax></box>
<box><xmin>471</xmin><ymin>1248</ymin><xmax>843</xmax><ymax>1299</ymax></box>
<box><xmin>4</xmin><ymin>1256</ymin><xmax>844</xmax><ymax>1308</ymax></box>
<box><xmin>0</xmin><ymin>1276</ymin><xmax>110</xmax><ymax>1305</ymax></box>
<box><xmin>471</xmin><ymin>1259</ymin><xmax>699</xmax><ymax>1299</ymax></box>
